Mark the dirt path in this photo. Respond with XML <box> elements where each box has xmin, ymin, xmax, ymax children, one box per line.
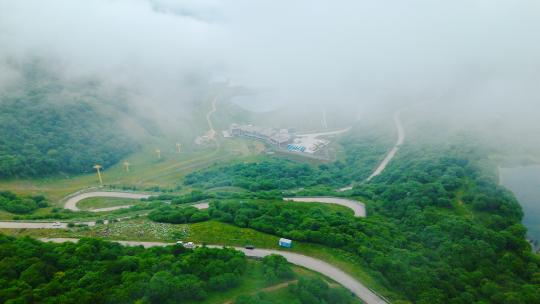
<box><xmin>283</xmin><ymin>197</ymin><xmax>366</xmax><ymax>217</ymax></box>
<box><xmin>39</xmin><ymin>238</ymin><xmax>388</xmax><ymax>304</ymax></box>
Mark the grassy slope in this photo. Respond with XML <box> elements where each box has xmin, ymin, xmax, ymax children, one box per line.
<box><xmin>77</xmin><ymin>197</ymin><xmax>141</xmax><ymax>210</ymax></box>
<box><xmin>0</xmin><ymin>138</ymin><xmax>265</xmax><ymax>204</ymax></box>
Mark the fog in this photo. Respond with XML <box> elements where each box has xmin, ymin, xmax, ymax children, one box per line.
<box><xmin>1</xmin><ymin>0</ymin><xmax>539</xmax><ymax>136</ymax></box>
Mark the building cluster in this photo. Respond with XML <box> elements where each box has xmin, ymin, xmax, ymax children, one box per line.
<box><xmin>230</xmin><ymin>124</ymin><xmax>292</xmax><ymax>146</ymax></box>
<box><xmin>227</xmin><ymin>123</ymin><xmax>330</xmax><ymax>155</ymax></box>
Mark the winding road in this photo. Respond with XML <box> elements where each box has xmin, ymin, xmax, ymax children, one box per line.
<box><xmin>284</xmin><ymin>197</ymin><xmax>366</xmax><ymax>217</ymax></box>
<box><xmin>64</xmin><ymin>191</ymin><xmax>365</xmax><ymax>217</ymax></box>
<box><xmin>296</xmin><ymin>126</ymin><xmax>351</xmax><ymax>138</ymax></box>
<box><xmin>1</xmin><ymin>192</ymin><xmax>383</xmax><ymax>302</ymax></box>
<box><xmin>0</xmin><ymin>202</ymin><xmax>210</xmax><ymax>229</ymax></box>
<box><xmin>205</xmin><ymin>95</ymin><xmax>218</xmax><ymax>140</ymax></box>
<box><xmin>338</xmin><ymin>110</ymin><xmax>405</xmax><ymax>192</ymax></box>
<box><xmin>64</xmin><ymin>191</ymin><xmax>151</xmax><ymax>212</ymax></box>
<box><xmin>40</xmin><ymin>238</ymin><xmax>388</xmax><ymax>304</ymax></box>
<box><xmin>0</xmin><ymin>221</ymin><xmax>97</xmax><ymax>229</ymax></box>
<box><xmin>1</xmin><ymin>108</ymin><xmax>396</xmax><ymax>303</ymax></box>
<box><xmin>367</xmin><ymin>111</ymin><xmax>404</xmax><ymax>181</ymax></box>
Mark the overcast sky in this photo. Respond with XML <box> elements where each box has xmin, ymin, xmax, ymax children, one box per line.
<box><xmin>1</xmin><ymin>0</ymin><xmax>539</xmax><ymax>121</ymax></box>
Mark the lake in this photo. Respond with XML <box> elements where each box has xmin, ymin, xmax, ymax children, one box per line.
<box><xmin>499</xmin><ymin>165</ymin><xmax>540</xmax><ymax>250</ymax></box>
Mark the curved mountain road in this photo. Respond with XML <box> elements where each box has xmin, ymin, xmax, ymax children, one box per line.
<box><xmin>2</xmin><ymin>192</ymin><xmax>383</xmax><ymax>302</ymax></box>
<box><xmin>63</xmin><ymin>191</ymin><xmax>366</xmax><ymax>218</ymax></box>
<box><xmin>283</xmin><ymin>197</ymin><xmax>366</xmax><ymax>217</ymax></box>
<box><xmin>367</xmin><ymin>111</ymin><xmax>405</xmax><ymax>181</ymax></box>
<box><xmin>63</xmin><ymin>191</ymin><xmax>152</xmax><ymax>212</ymax></box>
<box><xmin>40</xmin><ymin>238</ymin><xmax>388</xmax><ymax>304</ymax></box>
<box><xmin>338</xmin><ymin>111</ymin><xmax>405</xmax><ymax>192</ymax></box>
<box><xmin>0</xmin><ymin>202</ymin><xmax>209</xmax><ymax>229</ymax></box>
<box><xmin>206</xmin><ymin>95</ymin><xmax>218</xmax><ymax>140</ymax></box>
<box><xmin>296</xmin><ymin>127</ymin><xmax>351</xmax><ymax>138</ymax></box>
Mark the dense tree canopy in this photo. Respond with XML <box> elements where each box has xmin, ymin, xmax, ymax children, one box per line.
<box><xmin>184</xmin><ymin>159</ymin><xmax>321</xmax><ymax>190</ymax></box>
<box><xmin>148</xmin><ymin>206</ymin><xmax>209</xmax><ymax>224</ymax></box>
<box><xmin>0</xmin><ymin>235</ymin><xmax>247</xmax><ymax>303</ymax></box>
<box><xmin>261</xmin><ymin>254</ymin><xmax>295</xmax><ymax>284</ymax></box>
<box><xmin>0</xmin><ymin>191</ymin><xmax>48</xmax><ymax>214</ymax></box>
<box><xmin>0</xmin><ymin>64</ymin><xmax>137</xmax><ymax>178</ymax></box>
<box><xmin>234</xmin><ymin>277</ymin><xmax>357</xmax><ymax>304</ymax></box>
<box><xmin>168</xmin><ymin>142</ymin><xmax>540</xmax><ymax>303</ymax></box>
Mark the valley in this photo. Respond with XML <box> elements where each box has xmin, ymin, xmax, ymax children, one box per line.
<box><xmin>1</xmin><ymin>3</ymin><xmax>540</xmax><ymax>302</ymax></box>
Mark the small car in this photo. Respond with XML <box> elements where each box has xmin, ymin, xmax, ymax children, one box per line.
<box><xmin>244</xmin><ymin>245</ymin><xmax>255</xmax><ymax>250</ymax></box>
<box><xmin>52</xmin><ymin>222</ymin><xmax>62</xmax><ymax>227</ymax></box>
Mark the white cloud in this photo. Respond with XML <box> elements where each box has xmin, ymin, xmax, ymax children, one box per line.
<box><xmin>0</xmin><ymin>0</ymin><xmax>539</xmax><ymax>117</ymax></box>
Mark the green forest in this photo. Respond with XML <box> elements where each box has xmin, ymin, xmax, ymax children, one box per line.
<box><xmin>0</xmin><ymin>191</ymin><xmax>48</xmax><ymax>214</ymax></box>
<box><xmin>152</xmin><ymin>141</ymin><xmax>540</xmax><ymax>303</ymax></box>
<box><xmin>0</xmin><ymin>236</ymin><xmax>247</xmax><ymax>303</ymax></box>
<box><xmin>0</xmin><ymin>64</ymin><xmax>137</xmax><ymax>178</ymax></box>
<box><xmin>0</xmin><ymin>235</ymin><xmax>357</xmax><ymax>304</ymax></box>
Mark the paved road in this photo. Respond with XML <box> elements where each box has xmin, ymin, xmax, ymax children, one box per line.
<box><xmin>296</xmin><ymin>127</ymin><xmax>351</xmax><ymax>138</ymax></box>
<box><xmin>283</xmin><ymin>197</ymin><xmax>366</xmax><ymax>217</ymax></box>
<box><xmin>0</xmin><ymin>201</ymin><xmax>209</xmax><ymax>230</ymax></box>
<box><xmin>367</xmin><ymin>111</ymin><xmax>404</xmax><ymax>181</ymax></box>
<box><xmin>0</xmin><ymin>221</ymin><xmax>96</xmax><ymax>229</ymax></box>
<box><xmin>321</xmin><ymin>107</ymin><xmax>328</xmax><ymax>129</ymax></box>
<box><xmin>205</xmin><ymin>95</ymin><xmax>218</xmax><ymax>140</ymax></box>
<box><xmin>63</xmin><ymin>191</ymin><xmax>152</xmax><ymax>212</ymax></box>
<box><xmin>337</xmin><ymin>111</ymin><xmax>404</xmax><ymax>191</ymax></box>
<box><xmin>338</xmin><ymin>185</ymin><xmax>353</xmax><ymax>192</ymax></box>
<box><xmin>40</xmin><ymin>238</ymin><xmax>388</xmax><ymax>304</ymax></box>
<box><xmin>65</xmin><ymin>191</ymin><xmax>368</xmax><ymax>218</ymax></box>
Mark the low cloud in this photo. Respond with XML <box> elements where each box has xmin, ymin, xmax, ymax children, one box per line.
<box><xmin>0</xmin><ymin>0</ymin><xmax>539</xmax><ymax>128</ymax></box>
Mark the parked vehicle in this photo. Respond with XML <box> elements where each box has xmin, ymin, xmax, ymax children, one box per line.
<box><xmin>278</xmin><ymin>238</ymin><xmax>292</xmax><ymax>248</ymax></box>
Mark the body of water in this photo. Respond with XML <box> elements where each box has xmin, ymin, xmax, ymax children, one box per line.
<box><xmin>499</xmin><ymin>165</ymin><xmax>540</xmax><ymax>250</ymax></box>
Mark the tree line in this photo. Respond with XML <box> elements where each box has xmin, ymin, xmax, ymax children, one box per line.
<box><xmin>162</xmin><ymin>142</ymin><xmax>540</xmax><ymax>303</ymax></box>
<box><xmin>0</xmin><ymin>63</ymin><xmax>137</xmax><ymax>178</ymax></box>
<box><xmin>0</xmin><ymin>235</ymin><xmax>248</xmax><ymax>303</ymax></box>
<box><xmin>0</xmin><ymin>191</ymin><xmax>48</xmax><ymax>214</ymax></box>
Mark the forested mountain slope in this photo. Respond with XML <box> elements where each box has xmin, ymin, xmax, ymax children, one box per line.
<box><xmin>157</xmin><ymin>123</ymin><xmax>540</xmax><ymax>303</ymax></box>
<box><xmin>0</xmin><ymin>64</ymin><xmax>138</xmax><ymax>178</ymax></box>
